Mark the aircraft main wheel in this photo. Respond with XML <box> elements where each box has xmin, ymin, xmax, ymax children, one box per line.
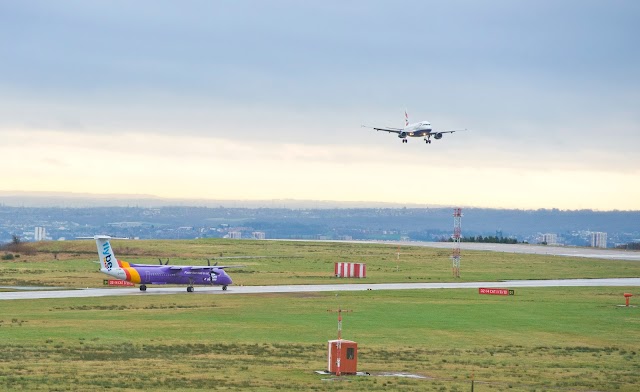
<box><xmin>187</xmin><ymin>286</ymin><xmax>194</xmax><ymax>292</ymax></box>
<box><xmin>140</xmin><ymin>285</ymin><xmax>147</xmax><ymax>291</ymax></box>
<box><xmin>222</xmin><ymin>285</ymin><xmax>228</xmax><ymax>291</ymax></box>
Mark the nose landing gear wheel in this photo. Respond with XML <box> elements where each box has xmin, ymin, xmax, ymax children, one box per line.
<box><xmin>139</xmin><ymin>285</ymin><xmax>147</xmax><ymax>291</ymax></box>
<box><xmin>222</xmin><ymin>285</ymin><xmax>228</xmax><ymax>291</ymax></box>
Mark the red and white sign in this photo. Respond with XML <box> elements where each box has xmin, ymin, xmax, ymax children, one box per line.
<box><xmin>104</xmin><ymin>279</ymin><xmax>134</xmax><ymax>286</ymax></box>
<box><xmin>479</xmin><ymin>288</ymin><xmax>513</xmax><ymax>296</ymax></box>
<box><xmin>335</xmin><ymin>263</ymin><xmax>366</xmax><ymax>278</ymax></box>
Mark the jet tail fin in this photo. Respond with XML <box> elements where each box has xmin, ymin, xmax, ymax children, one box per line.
<box><xmin>404</xmin><ymin>109</ymin><xmax>409</xmax><ymax>127</ymax></box>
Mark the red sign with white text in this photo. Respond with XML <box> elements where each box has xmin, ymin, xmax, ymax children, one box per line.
<box><xmin>104</xmin><ymin>279</ymin><xmax>134</xmax><ymax>286</ymax></box>
<box><xmin>479</xmin><ymin>288</ymin><xmax>514</xmax><ymax>296</ymax></box>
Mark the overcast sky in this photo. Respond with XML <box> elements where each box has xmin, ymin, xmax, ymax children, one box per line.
<box><xmin>1</xmin><ymin>1</ymin><xmax>639</xmax><ymax>210</ymax></box>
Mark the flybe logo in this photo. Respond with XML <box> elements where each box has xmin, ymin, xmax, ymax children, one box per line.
<box><xmin>102</xmin><ymin>242</ymin><xmax>114</xmax><ymax>271</ymax></box>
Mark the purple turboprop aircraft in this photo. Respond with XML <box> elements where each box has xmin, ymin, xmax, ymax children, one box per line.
<box><xmin>90</xmin><ymin>235</ymin><xmax>238</xmax><ymax>292</ymax></box>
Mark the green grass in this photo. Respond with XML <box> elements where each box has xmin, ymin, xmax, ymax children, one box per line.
<box><xmin>0</xmin><ymin>239</ymin><xmax>639</xmax><ymax>391</ymax></box>
<box><xmin>2</xmin><ymin>238</ymin><xmax>639</xmax><ymax>288</ymax></box>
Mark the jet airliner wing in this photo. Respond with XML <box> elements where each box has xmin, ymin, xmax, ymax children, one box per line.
<box><xmin>361</xmin><ymin>125</ymin><xmax>403</xmax><ymax>134</ymax></box>
<box><xmin>435</xmin><ymin>129</ymin><xmax>468</xmax><ymax>134</ymax></box>
<box><xmin>374</xmin><ymin>127</ymin><xmax>403</xmax><ymax>134</ymax></box>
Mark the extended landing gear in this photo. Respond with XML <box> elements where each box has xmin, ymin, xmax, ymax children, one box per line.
<box><xmin>222</xmin><ymin>285</ymin><xmax>228</xmax><ymax>291</ymax></box>
<box><xmin>139</xmin><ymin>285</ymin><xmax>147</xmax><ymax>292</ymax></box>
<box><xmin>187</xmin><ymin>286</ymin><xmax>194</xmax><ymax>292</ymax></box>
<box><xmin>424</xmin><ymin>139</ymin><xmax>432</xmax><ymax>144</ymax></box>
<box><xmin>402</xmin><ymin>139</ymin><xmax>408</xmax><ymax>144</ymax></box>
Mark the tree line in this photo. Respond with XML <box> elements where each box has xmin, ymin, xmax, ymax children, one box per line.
<box><xmin>616</xmin><ymin>242</ymin><xmax>640</xmax><ymax>250</ymax></box>
<box><xmin>443</xmin><ymin>235</ymin><xmax>520</xmax><ymax>244</ymax></box>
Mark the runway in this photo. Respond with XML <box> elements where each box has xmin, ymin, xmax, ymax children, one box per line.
<box><xmin>353</xmin><ymin>240</ymin><xmax>640</xmax><ymax>261</ymax></box>
<box><xmin>276</xmin><ymin>239</ymin><xmax>640</xmax><ymax>261</ymax></box>
<box><xmin>1</xmin><ymin>278</ymin><xmax>638</xmax><ymax>301</ymax></box>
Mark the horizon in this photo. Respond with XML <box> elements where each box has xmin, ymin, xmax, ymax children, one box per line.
<box><xmin>1</xmin><ymin>190</ymin><xmax>638</xmax><ymax>212</ymax></box>
<box><xmin>1</xmin><ymin>1</ymin><xmax>639</xmax><ymax>210</ymax></box>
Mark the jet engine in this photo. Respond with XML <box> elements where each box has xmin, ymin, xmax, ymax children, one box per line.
<box><xmin>434</xmin><ymin>132</ymin><xmax>443</xmax><ymax>140</ymax></box>
<box><xmin>398</xmin><ymin>132</ymin><xmax>407</xmax><ymax>139</ymax></box>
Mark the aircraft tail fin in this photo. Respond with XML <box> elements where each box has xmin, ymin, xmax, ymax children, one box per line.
<box><xmin>404</xmin><ymin>109</ymin><xmax>409</xmax><ymax>127</ymax></box>
<box><xmin>93</xmin><ymin>235</ymin><xmax>124</xmax><ymax>272</ymax></box>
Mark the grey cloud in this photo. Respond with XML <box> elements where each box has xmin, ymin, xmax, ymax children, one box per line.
<box><xmin>0</xmin><ymin>0</ymin><xmax>638</xmax><ymax>157</ymax></box>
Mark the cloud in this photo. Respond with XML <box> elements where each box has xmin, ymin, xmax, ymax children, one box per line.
<box><xmin>0</xmin><ymin>1</ymin><xmax>638</xmax><ymax>209</ymax></box>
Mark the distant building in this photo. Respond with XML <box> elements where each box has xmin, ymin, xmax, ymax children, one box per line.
<box><xmin>228</xmin><ymin>231</ymin><xmax>242</xmax><ymax>239</ymax></box>
<box><xmin>34</xmin><ymin>226</ymin><xmax>46</xmax><ymax>241</ymax></box>
<box><xmin>590</xmin><ymin>232</ymin><xmax>607</xmax><ymax>248</ymax></box>
<box><xmin>338</xmin><ymin>235</ymin><xmax>353</xmax><ymax>241</ymax></box>
<box><xmin>252</xmin><ymin>231</ymin><xmax>266</xmax><ymax>240</ymax></box>
<box><xmin>540</xmin><ymin>233</ymin><xmax>558</xmax><ymax>245</ymax></box>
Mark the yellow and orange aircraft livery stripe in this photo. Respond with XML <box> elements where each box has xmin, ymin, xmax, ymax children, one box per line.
<box><xmin>117</xmin><ymin>260</ymin><xmax>141</xmax><ymax>283</ymax></box>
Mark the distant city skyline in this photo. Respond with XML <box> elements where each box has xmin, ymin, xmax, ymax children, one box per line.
<box><xmin>1</xmin><ymin>1</ymin><xmax>639</xmax><ymax>210</ymax></box>
<box><xmin>2</xmin><ymin>203</ymin><xmax>639</xmax><ymax>248</ymax></box>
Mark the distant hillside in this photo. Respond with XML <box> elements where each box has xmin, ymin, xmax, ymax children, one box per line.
<box><xmin>0</xmin><ymin>191</ymin><xmax>446</xmax><ymax>209</ymax></box>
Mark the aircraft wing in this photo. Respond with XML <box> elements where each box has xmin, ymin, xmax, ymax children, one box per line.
<box><xmin>169</xmin><ymin>265</ymin><xmax>245</xmax><ymax>271</ymax></box>
<box><xmin>200</xmin><ymin>265</ymin><xmax>245</xmax><ymax>270</ymax></box>
<box><xmin>361</xmin><ymin>125</ymin><xmax>403</xmax><ymax>134</ymax></box>
<box><xmin>434</xmin><ymin>129</ymin><xmax>468</xmax><ymax>134</ymax></box>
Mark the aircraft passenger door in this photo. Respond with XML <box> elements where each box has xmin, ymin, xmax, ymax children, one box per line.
<box><xmin>145</xmin><ymin>271</ymin><xmax>151</xmax><ymax>283</ymax></box>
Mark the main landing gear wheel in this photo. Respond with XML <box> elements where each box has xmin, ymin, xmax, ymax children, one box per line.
<box><xmin>222</xmin><ymin>285</ymin><xmax>228</xmax><ymax>291</ymax></box>
<box><xmin>187</xmin><ymin>286</ymin><xmax>194</xmax><ymax>292</ymax></box>
<box><xmin>139</xmin><ymin>285</ymin><xmax>147</xmax><ymax>291</ymax></box>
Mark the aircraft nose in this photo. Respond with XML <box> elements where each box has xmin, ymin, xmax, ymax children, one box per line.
<box><xmin>215</xmin><ymin>273</ymin><xmax>232</xmax><ymax>285</ymax></box>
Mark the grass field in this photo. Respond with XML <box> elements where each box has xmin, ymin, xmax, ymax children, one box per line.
<box><xmin>0</xmin><ymin>239</ymin><xmax>639</xmax><ymax>391</ymax></box>
<box><xmin>2</xmin><ymin>238</ymin><xmax>640</xmax><ymax>288</ymax></box>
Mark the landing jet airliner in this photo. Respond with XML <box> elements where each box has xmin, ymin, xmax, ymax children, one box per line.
<box><xmin>86</xmin><ymin>235</ymin><xmax>238</xmax><ymax>292</ymax></box>
<box><xmin>363</xmin><ymin>110</ymin><xmax>466</xmax><ymax>144</ymax></box>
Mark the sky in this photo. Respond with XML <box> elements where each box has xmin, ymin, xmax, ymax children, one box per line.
<box><xmin>1</xmin><ymin>0</ymin><xmax>639</xmax><ymax>210</ymax></box>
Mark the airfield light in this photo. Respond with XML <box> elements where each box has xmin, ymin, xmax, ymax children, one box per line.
<box><xmin>624</xmin><ymin>293</ymin><xmax>633</xmax><ymax>307</ymax></box>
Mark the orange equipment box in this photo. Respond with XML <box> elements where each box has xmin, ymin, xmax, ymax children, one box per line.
<box><xmin>327</xmin><ymin>339</ymin><xmax>357</xmax><ymax>375</ymax></box>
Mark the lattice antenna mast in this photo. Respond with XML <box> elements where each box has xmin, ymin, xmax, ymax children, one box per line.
<box><xmin>451</xmin><ymin>208</ymin><xmax>462</xmax><ymax>278</ymax></box>
<box><xmin>327</xmin><ymin>306</ymin><xmax>352</xmax><ymax>376</ymax></box>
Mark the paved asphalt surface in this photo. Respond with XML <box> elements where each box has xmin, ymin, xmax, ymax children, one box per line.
<box><xmin>346</xmin><ymin>240</ymin><xmax>640</xmax><ymax>261</ymax></box>
<box><xmin>1</xmin><ymin>278</ymin><xmax>638</xmax><ymax>301</ymax></box>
